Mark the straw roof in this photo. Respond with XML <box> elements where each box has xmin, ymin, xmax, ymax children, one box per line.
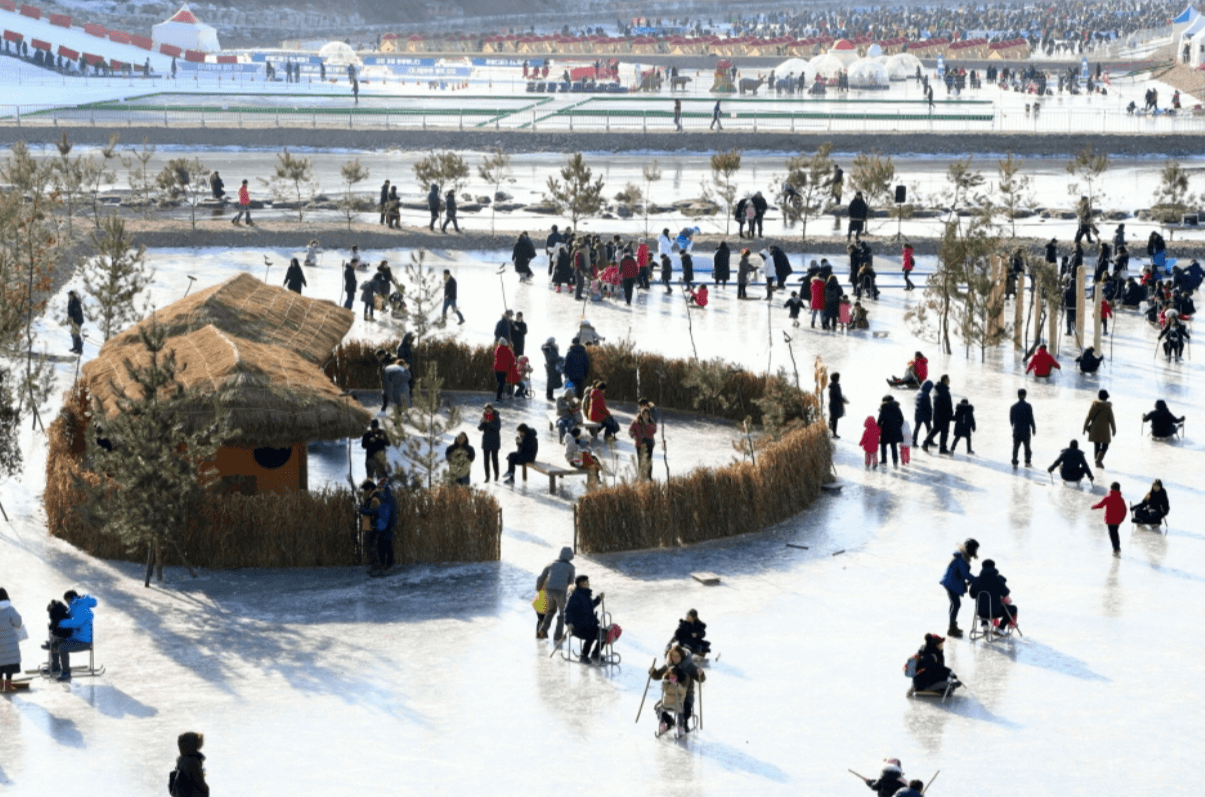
<box><xmin>107</xmin><ymin>273</ymin><xmax>352</xmax><ymax>366</ymax></box>
<box><xmin>83</xmin><ymin>324</ymin><xmax>372</xmax><ymax>447</ymax></box>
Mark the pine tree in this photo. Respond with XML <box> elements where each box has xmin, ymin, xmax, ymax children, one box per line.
<box><xmin>996</xmin><ymin>152</ymin><xmax>1032</xmax><ymax>238</ymax></box>
<box><xmin>338</xmin><ymin>157</ymin><xmax>371</xmax><ymax>231</ymax></box>
<box><xmin>52</xmin><ymin>131</ymin><xmax>83</xmax><ymax>239</ymax></box>
<box><xmin>382</xmin><ymin>363</ymin><xmax>462</xmax><ymax>490</ymax></box>
<box><xmin>705</xmin><ymin>149</ymin><xmax>742</xmax><ymax>235</ymax></box>
<box><xmin>1065</xmin><ymin>145</ymin><xmax>1108</xmax><ymax>217</ymax></box>
<box><xmin>414</xmin><ymin>150</ymin><xmax>470</xmax><ymax>196</ymax></box>
<box><xmin>76</xmin><ymin>322</ymin><xmax>229</xmax><ymax>585</ymax></box>
<box><xmin>780</xmin><ymin>142</ymin><xmax>834</xmax><ymax>242</ymax></box>
<box><xmin>267</xmin><ymin>147</ymin><xmax>316</xmax><ymax>222</ymax></box>
<box><xmin>641</xmin><ymin>160</ymin><xmax>662</xmax><ymax>237</ymax></box>
<box><xmin>155</xmin><ymin>157</ymin><xmax>209</xmax><ymax>230</ymax></box>
<box><xmin>476</xmin><ymin>146</ymin><xmax>514</xmax><ymax>234</ymax></box>
<box><xmin>81</xmin><ymin>134</ymin><xmax>119</xmax><ymax>230</ymax></box>
<box><xmin>1151</xmin><ymin>161</ymin><xmax>1199</xmax><ymax>239</ymax></box>
<box><xmin>83</xmin><ymin>216</ymin><xmax>154</xmax><ymax>341</ymax></box>
<box><xmin>544</xmin><ymin>152</ymin><xmax>605</xmax><ymax>229</ymax></box>
<box><xmin>849</xmin><ymin>151</ymin><xmax>895</xmax><ymax>231</ymax></box>
<box><xmin>121</xmin><ymin>137</ymin><xmax>157</xmax><ymax>218</ymax></box>
<box><xmin>398</xmin><ymin>250</ymin><xmax>448</xmax><ymax>344</ymax></box>
<box><xmin>0</xmin><ymin>368</ymin><xmax>21</xmax><ymax>483</ymax></box>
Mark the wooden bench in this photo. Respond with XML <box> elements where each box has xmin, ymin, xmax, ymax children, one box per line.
<box><xmin>546</xmin><ymin>412</ymin><xmax>603</xmax><ymax>439</ymax></box>
<box><xmin>523</xmin><ymin>459</ymin><xmax>590</xmax><ymax>494</ymax></box>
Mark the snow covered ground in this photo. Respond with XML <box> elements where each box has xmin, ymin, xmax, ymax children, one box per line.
<box><xmin>2</xmin><ymin>235</ymin><xmax>1204</xmax><ymax>794</ymax></box>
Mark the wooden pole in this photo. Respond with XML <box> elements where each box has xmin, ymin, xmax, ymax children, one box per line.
<box><xmin>1092</xmin><ymin>280</ymin><xmax>1102</xmax><ymax>352</ymax></box>
<box><xmin>1075</xmin><ymin>264</ymin><xmax>1086</xmax><ymax>349</ymax></box>
<box><xmin>1047</xmin><ymin>293</ymin><xmax>1060</xmax><ymax>357</ymax></box>
<box><xmin>1014</xmin><ymin>273</ymin><xmax>1025</xmax><ymax>350</ymax></box>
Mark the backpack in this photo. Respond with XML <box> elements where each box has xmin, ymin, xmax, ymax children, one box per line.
<box><xmin>168</xmin><ymin>766</ymin><xmax>190</xmax><ymax>797</ymax></box>
<box><xmin>903</xmin><ymin>654</ymin><xmax>922</xmax><ymax>678</ymax></box>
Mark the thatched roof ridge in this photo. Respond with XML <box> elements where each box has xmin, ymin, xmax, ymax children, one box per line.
<box><xmin>108</xmin><ymin>273</ymin><xmax>353</xmax><ymax>366</ymax></box>
<box><xmin>83</xmin><ymin>324</ymin><xmax>372</xmax><ymax>446</ymax></box>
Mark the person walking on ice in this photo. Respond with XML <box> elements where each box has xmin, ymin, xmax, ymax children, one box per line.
<box><xmin>1010</xmin><ymin>388</ymin><xmax>1036</xmax><ymax>467</ymax></box>
<box><xmin>1083</xmin><ymin>389</ymin><xmax>1116</xmax><ymax>469</ymax></box>
<box><xmin>535</xmin><ymin>547</ymin><xmax>575</xmax><ymax>641</ymax></box>
<box><xmin>710</xmin><ymin>100</ymin><xmax>723</xmax><ymax>130</ymax></box>
<box><xmin>1093</xmin><ymin>482</ymin><xmax>1127</xmax><ymax>556</ymax></box>
<box><xmin>232</xmin><ymin>179</ymin><xmax>252</xmax><ymax>226</ymax></box>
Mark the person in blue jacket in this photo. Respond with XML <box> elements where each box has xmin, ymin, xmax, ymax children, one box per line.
<box><xmin>562</xmin><ymin>338</ymin><xmax>590</xmax><ymax>398</ymax></box>
<box><xmin>939</xmin><ymin>538</ymin><xmax>979</xmax><ymax>638</ymax></box>
<box><xmin>52</xmin><ymin>590</ymin><xmax>96</xmax><ymax>681</ymax></box>
<box><xmin>358</xmin><ymin>480</ymin><xmax>394</xmax><ymax>576</ymax></box>
<box><xmin>565</xmin><ymin>575</ymin><xmax>605</xmax><ymax>662</ymax></box>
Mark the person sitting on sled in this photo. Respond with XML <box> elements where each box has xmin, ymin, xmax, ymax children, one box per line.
<box><xmin>864</xmin><ymin>759</ymin><xmax>907</xmax><ymax>797</ymax></box>
<box><xmin>888</xmin><ymin>352</ymin><xmax>928</xmax><ymax>388</ymax></box>
<box><xmin>1131</xmin><ymin>479</ymin><xmax>1170</xmax><ymax>525</ymax></box>
<box><xmin>686</xmin><ymin>283</ymin><xmax>709</xmax><ymax>308</ymax></box>
<box><xmin>910</xmin><ymin>633</ymin><xmax>961</xmax><ymax>695</ymax></box>
<box><xmin>672</xmin><ymin>609</ymin><xmax>711</xmax><ymax>657</ymax></box>
<box><xmin>650</xmin><ymin>645</ymin><xmax>705</xmax><ymax>734</ymax></box>
<box><xmin>970</xmin><ymin>558</ymin><xmax>1019</xmax><ymax>636</ymax></box>
<box><xmin>1048</xmin><ymin>439</ymin><xmax>1094</xmax><ymax>483</ymax></box>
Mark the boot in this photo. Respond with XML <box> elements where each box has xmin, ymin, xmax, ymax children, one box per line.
<box><xmin>947</xmin><ymin>624</ymin><xmax>963</xmax><ymax>638</ymax></box>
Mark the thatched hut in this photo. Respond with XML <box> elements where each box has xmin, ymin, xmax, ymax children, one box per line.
<box><xmin>80</xmin><ymin>273</ymin><xmax>370</xmax><ymax>494</ymax></box>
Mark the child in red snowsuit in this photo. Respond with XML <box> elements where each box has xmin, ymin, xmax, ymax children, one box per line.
<box><xmin>1092</xmin><ymin>482</ymin><xmax>1127</xmax><ymax>556</ymax></box>
<box><xmin>859</xmin><ymin>417</ymin><xmax>881</xmax><ymax>468</ymax></box>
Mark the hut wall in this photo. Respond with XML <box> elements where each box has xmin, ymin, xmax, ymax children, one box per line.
<box><xmin>211</xmin><ymin>443</ymin><xmax>306</xmax><ymax>494</ymax></box>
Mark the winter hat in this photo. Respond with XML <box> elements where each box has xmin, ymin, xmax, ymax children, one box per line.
<box><xmin>964</xmin><ymin>538</ymin><xmax>980</xmax><ymax>557</ymax></box>
<box><xmin>546</xmin><ymin>337</ymin><xmax>556</xmax><ymax>345</ymax></box>
<box><xmin>924</xmin><ymin>633</ymin><xmax>945</xmax><ymax>645</ymax></box>
<box><xmin>1098</xmin><ymin>390</ymin><xmax>1109</xmax><ymax>400</ymax></box>
<box><xmin>982</xmin><ymin>558</ymin><xmax>996</xmax><ymax>569</ymax></box>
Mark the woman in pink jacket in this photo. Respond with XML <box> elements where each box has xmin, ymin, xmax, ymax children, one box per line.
<box><xmin>1092</xmin><ymin>482</ymin><xmax>1127</xmax><ymax>556</ymax></box>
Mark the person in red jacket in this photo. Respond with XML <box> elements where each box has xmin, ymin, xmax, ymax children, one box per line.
<box><xmin>809</xmin><ymin>275</ymin><xmax>825</xmax><ymax>328</ymax></box>
<box><xmin>232</xmin><ymin>179</ymin><xmax>253</xmax><ymax>226</ymax></box>
<box><xmin>492</xmin><ymin>338</ymin><xmax>516</xmax><ymax>402</ymax></box>
<box><xmin>902</xmin><ymin>241</ymin><xmax>916</xmax><ymax>291</ymax></box>
<box><xmin>619</xmin><ymin>249</ymin><xmax>639</xmax><ymax>305</ymax></box>
<box><xmin>1092</xmin><ymin>481</ymin><xmax>1127</xmax><ymax>556</ymax></box>
<box><xmin>888</xmin><ymin>352</ymin><xmax>927</xmax><ymax>388</ymax></box>
<box><xmin>586</xmin><ymin>381</ymin><xmax>620</xmax><ymax>440</ymax></box>
<box><xmin>1101</xmin><ymin>298</ymin><xmax>1113</xmax><ymax>335</ymax></box>
<box><xmin>1025</xmin><ymin>343</ymin><xmax>1061</xmax><ymax>377</ymax></box>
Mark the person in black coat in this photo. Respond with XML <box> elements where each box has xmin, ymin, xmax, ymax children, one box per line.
<box><xmin>441</xmin><ymin>191</ymin><xmax>459</xmax><ymax>233</ymax></box>
<box><xmin>923</xmin><ymin>375</ymin><xmax>954</xmax><ymax>454</ymax></box>
<box><xmin>1143</xmin><ymin>400</ymin><xmax>1184</xmax><ymax>438</ymax></box>
<box><xmin>680</xmin><ymin>251</ymin><xmax>694</xmax><ymax>288</ymax></box>
<box><xmin>1063</xmin><ymin>281</ymin><xmax>1078</xmax><ymax>336</ymax></box>
<box><xmin>847</xmin><ymin>191</ymin><xmax>868</xmax><ymax>241</ymax></box>
<box><xmin>1120</xmin><ymin>277</ymin><xmax>1144</xmax><ymax>307</ymax></box>
<box><xmin>876</xmin><ymin>394</ymin><xmax>905</xmax><ymax>466</ymax></box>
<box><xmin>950</xmin><ymin>398</ymin><xmax>976</xmax><ymax>454</ymax></box>
<box><xmin>1131</xmin><ymin>479</ymin><xmax>1170</xmax><ymax>525</ymax></box>
<box><xmin>672</xmin><ymin>609</ymin><xmax>710</xmax><ymax>656</ymax></box>
<box><xmin>173</xmin><ymin>732</ymin><xmax>210</xmax><ymax>797</ymax></box>
<box><xmin>426</xmin><ymin>183</ymin><xmax>441</xmax><ymax>231</ymax></box>
<box><xmin>864</xmin><ymin>761</ymin><xmax>907</xmax><ymax>797</ymax></box>
<box><xmin>1044</xmin><ymin>237</ymin><xmax>1057</xmax><ymax>266</ymax></box>
<box><xmin>541</xmin><ymin>338</ymin><xmax>563</xmax><ymax>401</ymax></box>
<box><xmin>913</xmin><ymin>380</ymin><xmax>933</xmax><ymax>446</ymax></box>
<box><xmin>750</xmin><ymin>191</ymin><xmax>768</xmax><ymax>237</ymax></box>
<box><xmin>565</xmin><ymin>575</ymin><xmax>604</xmax><ymax>661</ymax></box>
<box><xmin>66</xmin><ymin>289</ymin><xmax>84</xmax><ymax>354</ymax></box>
<box><xmin>283</xmin><ymin>258</ymin><xmax>306</xmax><ymax>294</ymax></box>
<box><xmin>713</xmin><ymin>241</ymin><xmax>731</xmax><ymax>287</ymax></box>
<box><xmin>209</xmin><ymin>170</ymin><xmax>225</xmax><ymax>200</ymax></box>
<box><xmin>911</xmin><ymin>633</ymin><xmax>960</xmax><ymax>694</ymax></box>
<box><xmin>770</xmin><ymin>245</ymin><xmax>792</xmax><ymax>293</ymax></box>
<box><xmin>822</xmin><ymin>274</ymin><xmax>842</xmax><ymax>331</ymax></box>
<box><xmin>493</xmin><ymin>311</ymin><xmax>513</xmax><ymax>344</ymax></box>
<box><xmin>342</xmin><ymin>263</ymin><xmax>357</xmax><ymax>310</ymax></box>
<box><xmin>1010</xmin><ymin>388</ymin><xmax>1036</xmax><ymax>467</ymax></box>
<box><xmin>828</xmin><ymin>372</ymin><xmax>848</xmax><ymax>438</ymax></box>
<box><xmin>512</xmin><ymin>232</ymin><xmax>536</xmax><ymax>280</ymax></box>
<box><xmin>477</xmin><ymin>404</ymin><xmax>502</xmax><ymax>482</ymax></box>
<box><xmin>1076</xmin><ymin>346</ymin><xmax>1103</xmax><ymax>373</ymax></box>
<box><xmin>378</xmin><ymin>179</ymin><xmax>391</xmax><ymax>225</ymax></box>
<box><xmin>502</xmin><ymin>423</ymin><xmax>538</xmax><ymax>483</ymax></box>
<box><xmin>970</xmin><ymin>559</ymin><xmax>1018</xmax><ymax>635</ymax></box>
<box><xmin>1048</xmin><ymin>439</ymin><xmax>1094</xmax><ymax>483</ymax></box>
<box><xmin>511</xmin><ymin>312</ymin><xmax>528</xmax><ymax>356</ymax></box>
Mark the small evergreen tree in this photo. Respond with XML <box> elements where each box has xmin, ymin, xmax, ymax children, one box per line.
<box><xmin>266</xmin><ymin>147</ymin><xmax>316</xmax><ymax>222</ymax></box>
<box><xmin>544</xmin><ymin>152</ymin><xmax>605</xmax><ymax>230</ymax></box>
<box><xmin>52</xmin><ymin>131</ymin><xmax>84</xmax><ymax>239</ymax></box>
<box><xmin>704</xmin><ymin>149</ymin><xmax>742</xmax><ymax>235</ymax></box>
<box><xmin>81</xmin><ymin>133</ymin><xmax>119</xmax><ymax>229</ymax></box>
<box><xmin>121</xmin><ymin>137</ymin><xmax>157</xmax><ymax>217</ymax></box>
<box><xmin>338</xmin><ymin>157</ymin><xmax>371</xmax><ymax>231</ymax></box>
<box><xmin>155</xmin><ymin>157</ymin><xmax>209</xmax><ymax>229</ymax></box>
<box><xmin>944</xmin><ymin>156</ymin><xmax>986</xmax><ymax>234</ymax></box>
<box><xmin>76</xmin><ymin>322</ymin><xmax>228</xmax><ymax>585</ymax></box>
<box><xmin>905</xmin><ymin>219</ymin><xmax>966</xmax><ymax>355</ymax></box>
<box><xmin>382</xmin><ymin>363</ymin><xmax>462</xmax><ymax>490</ymax></box>
<box><xmin>414</xmin><ymin>149</ymin><xmax>470</xmax><ymax>196</ymax></box>
<box><xmin>641</xmin><ymin>160</ymin><xmax>662</xmax><ymax>236</ymax></box>
<box><xmin>1151</xmin><ymin>161</ymin><xmax>1199</xmax><ymax>239</ymax></box>
<box><xmin>996</xmin><ymin>152</ymin><xmax>1032</xmax><ymax>238</ymax></box>
<box><xmin>83</xmin><ymin>216</ymin><xmax>154</xmax><ymax>341</ymax></box>
<box><xmin>0</xmin><ymin>368</ymin><xmax>21</xmax><ymax>482</ymax></box>
<box><xmin>399</xmin><ymin>250</ymin><xmax>447</xmax><ymax>344</ymax></box>
<box><xmin>476</xmin><ymin>146</ymin><xmax>514</xmax><ymax>234</ymax></box>
<box><xmin>780</xmin><ymin>142</ymin><xmax>834</xmax><ymax>242</ymax></box>
<box><xmin>1065</xmin><ymin>145</ymin><xmax>1109</xmax><ymax>215</ymax></box>
<box><xmin>849</xmin><ymin>151</ymin><xmax>895</xmax><ymax>230</ymax></box>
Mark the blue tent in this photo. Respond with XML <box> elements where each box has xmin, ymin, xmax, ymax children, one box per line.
<box><xmin>1173</xmin><ymin>5</ymin><xmax>1199</xmax><ymax>24</ymax></box>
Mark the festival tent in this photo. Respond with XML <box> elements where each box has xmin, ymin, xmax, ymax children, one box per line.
<box><xmin>885</xmin><ymin>52</ymin><xmax>922</xmax><ymax>80</ymax></box>
<box><xmin>829</xmin><ymin>38</ymin><xmax>859</xmax><ymax>65</ymax></box>
<box><xmin>773</xmin><ymin>56</ymin><xmax>810</xmax><ymax>77</ymax></box>
<box><xmin>1178</xmin><ymin>13</ymin><xmax>1205</xmax><ymax>63</ymax></box>
<box><xmin>847</xmin><ymin>58</ymin><xmax>888</xmax><ymax>87</ymax></box>
<box><xmin>805</xmin><ymin>52</ymin><xmax>844</xmax><ymax>81</ymax></box>
<box><xmin>318</xmin><ymin>40</ymin><xmax>360</xmax><ymax>67</ymax></box>
<box><xmin>151</xmin><ymin>4</ymin><xmax>219</xmax><ymax>53</ymax></box>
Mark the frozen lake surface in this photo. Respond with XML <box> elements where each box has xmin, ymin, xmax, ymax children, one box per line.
<box><xmin>1</xmin><ymin>237</ymin><xmax>1204</xmax><ymax>794</ymax></box>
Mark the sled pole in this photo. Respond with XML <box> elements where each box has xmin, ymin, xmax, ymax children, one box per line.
<box><xmin>1004</xmin><ymin>604</ymin><xmax>1023</xmax><ymax>637</ymax></box>
<box><xmin>847</xmin><ymin>769</ymin><xmax>869</xmax><ymax>781</ymax></box>
<box><xmin>922</xmin><ymin>770</ymin><xmax>941</xmax><ymax>795</ymax></box>
<box><xmin>636</xmin><ymin>657</ymin><xmax>656</xmax><ymax>723</ymax></box>
<box><xmin>497</xmin><ymin>264</ymin><xmax>510</xmax><ymax>317</ymax></box>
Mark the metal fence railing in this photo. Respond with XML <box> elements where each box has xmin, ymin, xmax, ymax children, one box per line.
<box><xmin>2</xmin><ymin>101</ymin><xmax>1201</xmax><ymax>135</ymax></box>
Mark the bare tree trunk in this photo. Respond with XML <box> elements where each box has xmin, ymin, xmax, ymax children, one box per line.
<box><xmin>144</xmin><ymin>543</ymin><xmax>154</xmax><ymax>588</ymax></box>
<box><xmin>155</xmin><ymin>539</ymin><xmax>164</xmax><ymax>582</ymax></box>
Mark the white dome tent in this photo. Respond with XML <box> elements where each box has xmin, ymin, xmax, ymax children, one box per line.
<box><xmin>847</xmin><ymin>59</ymin><xmax>889</xmax><ymax>87</ymax></box>
<box><xmin>152</xmin><ymin>4</ymin><xmax>220</xmax><ymax>52</ymax></box>
<box><xmin>885</xmin><ymin>52</ymin><xmax>923</xmax><ymax>80</ymax></box>
<box><xmin>318</xmin><ymin>41</ymin><xmax>362</xmax><ymax>67</ymax></box>
<box><xmin>806</xmin><ymin>52</ymin><xmax>844</xmax><ymax>81</ymax></box>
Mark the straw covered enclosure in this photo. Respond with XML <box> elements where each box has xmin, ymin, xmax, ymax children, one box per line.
<box><xmin>574</xmin><ymin>422</ymin><xmax>832</xmax><ymax>554</ymax></box>
<box><xmin>45</xmin><ymin>413</ymin><xmax>502</xmax><ymax>567</ymax></box>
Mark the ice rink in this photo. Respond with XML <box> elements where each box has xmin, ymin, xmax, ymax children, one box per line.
<box><xmin>1</xmin><ymin>236</ymin><xmax>1203</xmax><ymax>794</ymax></box>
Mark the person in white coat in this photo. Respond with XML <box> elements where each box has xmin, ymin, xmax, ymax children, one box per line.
<box><xmin>657</xmin><ymin>228</ymin><xmax>674</xmax><ymax>260</ymax></box>
<box><xmin>0</xmin><ymin>587</ymin><xmax>23</xmax><ymax>691</ymax></box>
